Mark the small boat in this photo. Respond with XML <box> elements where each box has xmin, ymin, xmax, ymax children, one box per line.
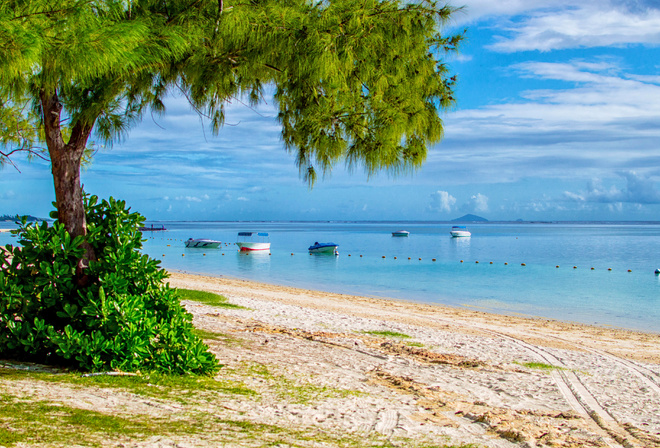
<box><xmin>185</xmin><ymin>238</ymin><xmax>221</xmax><ymax>248</ymax></box>
<box><xmin>308</xmin><ymin>242</ymin><xmax>339</xmax><ymax>255</ymax></box>
<box><xmin>450</xmin><ymin>226</ymin><xmax>471</xmax><ymax>237</ymax></box>
<box><xmin>392</xmin><ymin>230</ymin><xmax>410</xmax><ymax>237</ymax></box>
<box><xmin>236</xmin><ymin>232</ymin><xmax>271</xmax><ymax>252</ymax></box>
<box><xmin>139</xmin><ymin>224</ymin><xmax>167</xmax><ymax>231</ymax></box>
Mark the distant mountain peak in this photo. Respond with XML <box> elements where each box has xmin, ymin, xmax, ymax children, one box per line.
<box><xmin>452</xmin><ymin>214</ymin><xmax>488</xmax><ymax>222</ymax></box>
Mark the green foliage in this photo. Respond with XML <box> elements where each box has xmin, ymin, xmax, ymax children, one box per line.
<box><xmin>1</xmin><ymin>0</ymin><xmax>462</xmax><ymax>181</ymax></box>
<box><xmin>0</xmin><ymin>195</ymin><xmax>219</xmax><ymax>374</ymax></box>
<box><xmin>360</xmin><ymin>330</ymin><xmax>411</xmax><ymax>339</ymax></box>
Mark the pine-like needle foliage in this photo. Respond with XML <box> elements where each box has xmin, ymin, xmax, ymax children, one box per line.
<box><xmin>0</xmin><ymin>0</ymin><xmax>462</xmax><ymax>182</ymax></box>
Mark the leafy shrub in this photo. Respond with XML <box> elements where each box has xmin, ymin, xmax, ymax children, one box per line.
<box><xmin>0</xmin><ymin>195</ymin><xmax>219</xmax><ymax>374</ymax></box>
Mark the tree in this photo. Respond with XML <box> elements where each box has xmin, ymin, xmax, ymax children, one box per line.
<box><xmin>1</xmin><ymin>0</ymin><xmax>462</xmax><ymax>274</ymax></box>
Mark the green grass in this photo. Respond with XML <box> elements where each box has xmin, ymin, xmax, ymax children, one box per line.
<box><xmin>239</xmin><ymin>362</ymin><xmax>363</xmax><ymax>404</ymax></box>
<box><xmin>517</xmin><ymin>361</ymin><xmax>565</xmax><ymax>371</ymax></box>
<box><xmin>0</xmin><ymin>367</ymin><xmax>256</xmax><ymax>403</ymax></box>
<box><xmin>360</xmin><ymin>330</ymin><xmax>411</xmax><ymax>339</ymax></box>
<box><xmin>0</xmin><ymin>366</ymin><xmax>479</xmax><ymax>448</ymax></box>
<box><xmin>177</xmin><ymin>288</ymin><xmax>245</xmax><ymax>309</ymax></box>
<box><xmin>0</xmin><ymin>396</ymin><xmax>154</xmax><ymax>447</ymax></box>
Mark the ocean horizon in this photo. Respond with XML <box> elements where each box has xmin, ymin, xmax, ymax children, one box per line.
<box><xmin>2</xmin><ymin>220</ymin><xmax>659</xmax><ymax>333</ymax></box>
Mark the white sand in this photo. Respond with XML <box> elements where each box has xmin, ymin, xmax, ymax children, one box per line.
<box><xmin>168</xmin><ymin>272</ymin><xmax>660</xmax><ymax>448</ymax></box>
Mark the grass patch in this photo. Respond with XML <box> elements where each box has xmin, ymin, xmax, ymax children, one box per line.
<box><xmin>517</xmin><ymin>361</ymin><xmax>566</xmax><ymax>371</ymax></box>
<box><xmin>406</xmin><ymin>341</ymin><xmax>425</xmax><ymax>348</ymax></box>
<box><xmin>0</xmin><ymin>397</ymin><xmax>154</xmax><ymax>447</ymax></box>
<box><xmin>360</xmin><ymin>330</ymin><xmax>411</xmax><ymax>339</ymax></box>
<box><xmin>177</xmin><ymin>288</ymin><xmax>245</xmax><ymax>309</ymax></box>
<box><xmin>0</xmin><ymin>367</ymin><xmax>257</xmax><ymax>404</ymax></box>
<box><xmin>240</xmin><ymin>362</ymin><xmax>363</xmax><ymax>404</ymax></box>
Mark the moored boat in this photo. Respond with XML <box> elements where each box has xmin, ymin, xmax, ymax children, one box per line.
<box><xmin>308</xmin><ymin>242</ymin><xmax>339</xmax><ymax>255</ymax></box>
<box><xmin>450</xmin><ymin>226</ymin><xmax>471</xmax><ymax>237</ymax></box>
<box><xmin>185</xmin><ymin>238</ymin><xmax>222</xmax><ymax>248</ymax></box>
<box><xmin>236</xmin><ymin>232</ymin><xmax>271</xmax><ymax>252</ymax></box>
<box><xmin>392</xmin><ymin>230</ymin><xmax>410</xmax><ymax>237</ymax></box>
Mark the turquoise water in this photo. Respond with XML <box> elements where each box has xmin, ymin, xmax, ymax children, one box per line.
<box><xmin>2</xmin><ymin>221</ymin><xmax>659</xmax><ymax>332</ymax></box>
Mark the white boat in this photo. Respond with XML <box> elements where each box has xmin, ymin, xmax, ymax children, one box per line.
<box><xmin>308</xmin><ymin>242</ymin><xmax>339</xmax><ymax>255</ymax></box>
<box><xmin>185</xmin><ymin>238</ymin><xmax>221</xmax><ymax>248</ymax></box>
<box><xmin>450</xmin><ymin>226</ymin><xmax>471</xmax><ymax>237</ymax></box>
<box><xmin>236</xmin><ymin>232</ymin><xmax>271</xmax><ymax>252</ymax></box>
<box><xmin>392</xmin><ymin>230</ymin><xmax>410</xmax><ymax>237</ymax></box>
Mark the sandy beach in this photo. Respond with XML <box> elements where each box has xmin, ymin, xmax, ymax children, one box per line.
<box><xmin>166</xmin><ymin>272</ymin><xmax>660</xmax><ymax>448</ymax></box>
<box><xmin>2</xmin><ymin>271</ymin><xmax>660</xmax><ymax>447</ymax></box>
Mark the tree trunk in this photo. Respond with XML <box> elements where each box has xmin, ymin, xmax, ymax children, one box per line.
<box><xmin>41</xmin><ymin>90</ymin><xmax>96</xmax><ymax>280</ymax></box>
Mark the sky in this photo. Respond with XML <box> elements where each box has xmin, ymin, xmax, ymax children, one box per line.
<box><xmin>3</xmin><ymin>0</ymin><xmax>660</xmax><ymax>222</ymax></box>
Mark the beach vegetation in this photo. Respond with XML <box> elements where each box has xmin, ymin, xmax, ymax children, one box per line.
<box><xmin>360</xmin><ymin>330</ymin><xmax>412</xmax><ymax>339</ymax></box>
<box><xmin>0</xmin><ymin>0</ymin><xmax>462</xmax><ymax>281</ymax></box>
<box><xmin>177</xmin><ymin>288</ymin><xmax>245</xmax><ymax>309</ymax></box>
<box><xmin>1</xmin><ymin>364</ymin><xmax>478</xmax><ymax>447</ymax></box>
<box><xmin>239</xmin><ymin>361</ymin><xmax>364</xmax><ymax>404</ymax></box>
<box><xmin>517</xmin><ymin>361</ymin><xmax>566</xmax><ymax>371</ymax></box>
<box><xmin>0</xmin><ymin>196</ymin><xmax>219</xmax><ymax>375</ymax></box>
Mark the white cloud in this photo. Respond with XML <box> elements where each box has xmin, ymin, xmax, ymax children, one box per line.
<box><xmin>428</xmin><ymin>190</ymin><xmax>457</xmax><ymax>212</ymax></box>
<box><xmin>436</xmin><ymin>60</ymin><xmax>660</xmax><ymax>183</ymax></box>
<box><xmin>237</xmin><ymin>197</ymin><xmax>249</xmax><ymax>201</ymax></box>
<box><xmin>480</xmin><ymin>2</ymin><xmax>660</xmax><ymax>52</ymax></box>
<box><xmin>563</xmin><ymin>171</ymin><xmax>660</xmax><ymax>204</ymax></box>
<box><xmin>464</xmin><ymin>193</ymin><xmax>489</xmax><ymax>212</ymax></box>
<box><xmin>173</xmin><ymin>195</ymin><xmax>208</xmax><ymax>202</ymax></box>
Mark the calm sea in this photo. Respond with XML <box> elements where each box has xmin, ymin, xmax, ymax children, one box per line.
<box><xmin>2</xmin><ymin>221</ymin><xmax>659</xmax><ymax>332</ymax></box>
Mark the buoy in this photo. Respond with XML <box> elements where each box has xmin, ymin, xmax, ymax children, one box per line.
<box><xmin>628</xmin><ymin>269</ymin><xmax>632</xmax><ymax>272</ymax></box>
<box><xmin>504</xmin><ymin>262</ymin><xmax>508</xmax><ymax>265</ymax></box>
<box><xmin>348</xmin><ymin>254</ymin><xmax>351</xmax><ymax>257</ymax></box>
<box><xmin>591</xmin><ymin>267</ymin><xmax>594</xmax><ymax>270</ymax></box>
<box><xmin>489</xmin><ymin>261</ymin><xmax>493</xmax><ymax>264</ymax></box>
<box><xmin>655</xmin><ymin>268</ymin><xmax>660</xmax><ymax>274</ymax></box>
<box><xmin>182</xmin><ymin>254</ymin><xmax>185</xmax><ymax>256</ymax></box>
<box><xmin>203</xmin><ymin>254</ymin><xmax>206</xmax><ymax>256</ymax></box>
<box><xmin>432</xmin><ymin>258</ymin><xmax>436</xmax><ymax>262</ymax></box>
<box><xmin>418</xmin><ymin>258</ymin><xmax>422</xmax><ymax>261</ymax></box>
<box><xmin>167</xmin><ymin>244</ymin><xmax>170</xmax><ymax>247</ymax></box>
<box><xmin>475</xmin><ymin>261</ymin><xmax>479</xmax><ymax>264</ymax></box>
<box><xmin>222</xmin><ymin>253</ymin><xmax>224</xmax><ymax>256</ymax></box>
<box><xmin>556</xmin><ymin>265</ymin><xmax>559</xmax><ymax>268</ymax></box>
<box><xmin>269</xmin><ymin>253</ymin><xmax>271</xmax><ymax>255</ymax></box>
<box><xmin>521</xmin><ymin>263</ymin><xmax>526</xmax><ymax>266</ymax></box>
<box><xmin>360</xmin><ymin>255</ymin><xmax>363</xmax><ymax>257</ymax></box>
<box><xmin>573</xmin><ymin>266</ymin><xmax>577</xmax><ymax>269</ymax></box>
<box><xmin>394</xmin><ymin>256</ymin><xmax>397</xmax><ymax>260</ymax></box>
<box><xmin>460</xmin><ymin>260</ymin><xmax>464</xmax><ymax>263</ymax></box>
<box><xmin>408</xmin><ymin>257</ymin><xmax>411</xmax><ymax>260</ymax></box>
<box><xmin>382</xmin><ymin>255</ymin><xmax>386</xmax><ymax>259</ymax></box>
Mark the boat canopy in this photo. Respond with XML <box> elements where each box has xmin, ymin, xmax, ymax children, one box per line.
<box><xmin>452</xmin><ymin>226</ymin><xmax>467</xmax><ymax>229</ymax></box>
<box><xmin>257</xmin><ymin>232</ymin><xmax>269</xmax><ymax>237</ymax></box>
<box><xmin>238</xmin><ymin>232</ymin><xmax>254</xmax><ymax>236</ymax></box>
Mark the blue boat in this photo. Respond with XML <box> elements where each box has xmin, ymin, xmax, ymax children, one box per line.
<box><xmin>308</xmin><ymin>242</ymin><xmax>339</xmax><ymax>255</ymax></box>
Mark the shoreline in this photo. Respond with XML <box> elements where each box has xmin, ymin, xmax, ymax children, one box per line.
<box><xmin>169</xmin><ymin>270</ymin><xmax>660</xmax><ymax>361</ymax></box>
<box><xmin>167</xmin><ymin>271</ymin><xmax>660</xmax><ymax>447</ymax></box>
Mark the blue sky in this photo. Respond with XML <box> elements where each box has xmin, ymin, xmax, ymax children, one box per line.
<box><xmin>3</xmin><ymin>0</ymin><xmax>660</xmax><ymax>222</ymax></box>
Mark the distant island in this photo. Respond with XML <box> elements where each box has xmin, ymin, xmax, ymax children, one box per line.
<box><xmin>452</xmin><ymin>214</ymin><xmax>488</xmax><ymax>222</ymax></box>
<box><xmin>0</xmin><ymin>214</ymin><xmax>43</xmax><ymax>222</ymax></box>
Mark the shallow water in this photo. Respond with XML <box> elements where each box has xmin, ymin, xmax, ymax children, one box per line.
<box><xmin>2</xmin><ymin>221</ymin><xmax>659</xmax><ymax>332</ymax></box>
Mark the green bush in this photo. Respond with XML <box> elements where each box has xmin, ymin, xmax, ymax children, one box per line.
<box><xmin>0</xmin><ymin>195</ymin><xmax>219</xmax><ymax>374</ymax></box>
